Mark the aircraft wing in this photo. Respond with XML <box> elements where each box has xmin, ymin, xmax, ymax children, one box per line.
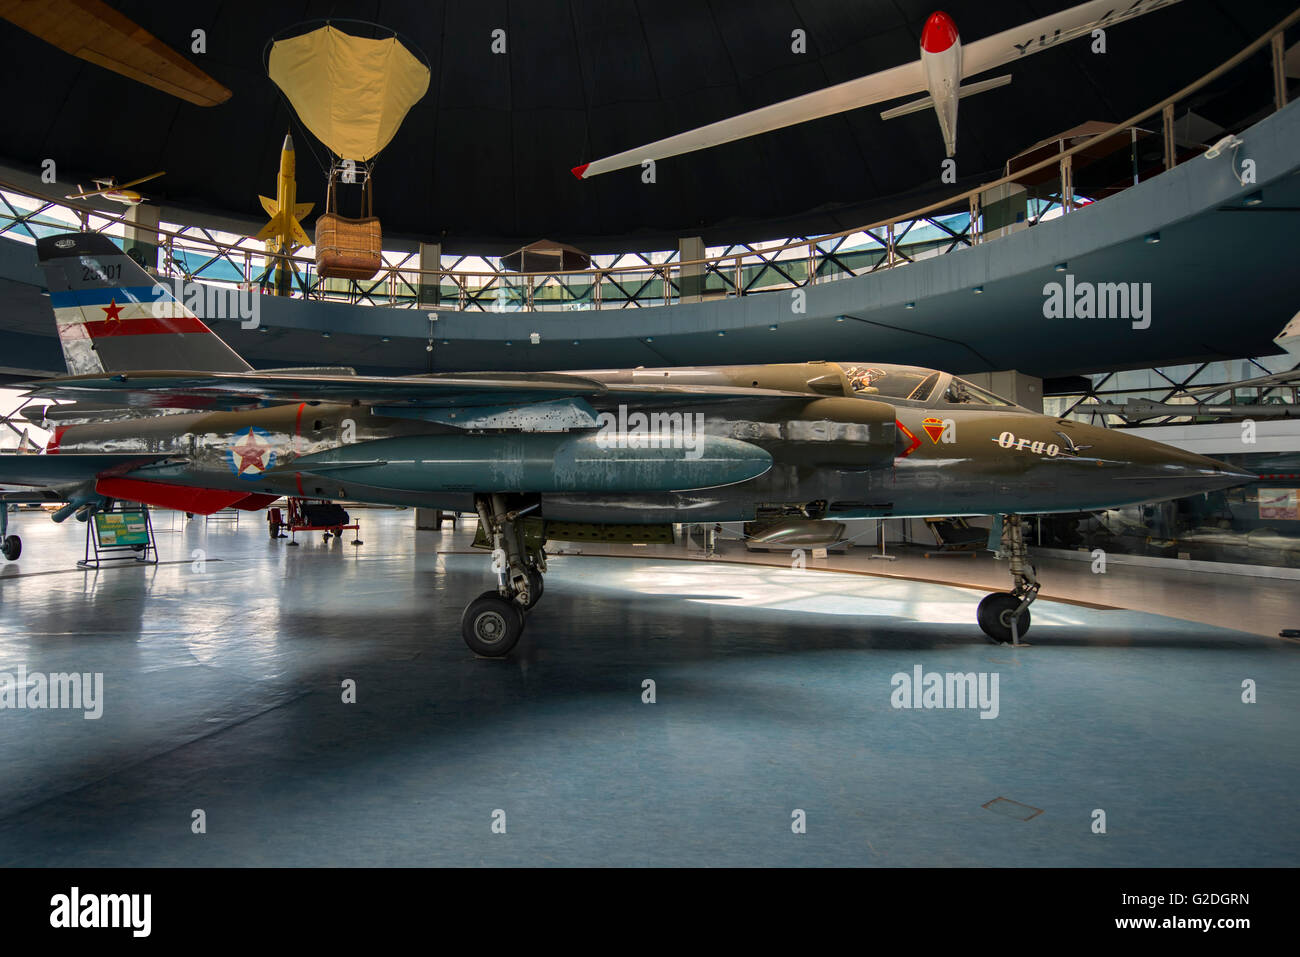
<box><xmin>571</xmin><ymin>59</ymin><xmax>925</xmax><ymax>179</ymax></box>
<box><xmin>962</xmin><ymin>0</ymin><xmax>1182</xmax><ymax>79</ymax></box>
<box><xmin>21</xmin><ymin>370</ymin><xmax>615</xmax><ymax>411</ymax></box>
<box><xmin>20</xmin><ymin>370</ymin><xmax>806</xmax><ymax>412</ymax></box>
<box><xmin>0</xmin><ymin>452</ymin><xmax>174</xmax><ymax>492</ymax></box>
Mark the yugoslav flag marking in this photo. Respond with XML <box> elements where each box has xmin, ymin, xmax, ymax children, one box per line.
<box><xmin>54</xmin><ymin>300</ymin><xmax>207</xmax><ymax>337</ymax></box>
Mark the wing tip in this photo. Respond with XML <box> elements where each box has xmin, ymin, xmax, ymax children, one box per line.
<box><xmin>570</xmin><ymin>163</ymin><xmax>590</xmax><ymax>180</ymax></box>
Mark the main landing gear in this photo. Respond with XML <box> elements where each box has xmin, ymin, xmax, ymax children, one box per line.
<box><xmin>1</xmin><ymin>505</ymin><xmax>19</xmax><ymax>561</ymax></box>
<box><xmin>460</xmin><ymin>494</ymin><xmax>547</xmax><ymax>657</ymax></box>
<box><xmin>977</xmin><ymin>514</ymin><xmax>1039</xmax><ymax>645</ymax></box>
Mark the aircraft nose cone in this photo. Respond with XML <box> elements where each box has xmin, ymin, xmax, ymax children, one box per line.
<box><xmin>921</xmin><ymin>10</ymin><xmax>959</xmax><ymax>53</ymax></box>
<box><xmin>1139</xmin><ymin>449</ymin><xmax>1255</xmax><ymax>495</ymax></box>
<box><xmin>1056</xmin><ymin>420</ymin><xmax>1257</xmax><ymax>505</ymax></box>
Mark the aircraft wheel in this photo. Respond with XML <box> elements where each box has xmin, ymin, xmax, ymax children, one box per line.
<box><xmin>1</xmin><ymin>535</ymin><xmax>20</xmax><ymax>561</ymax></box>
<box><xmin>268</xmin><ymin>521</ymin><xmax>281</xmax><ymax>539</ymax></box>
<box><xmin>977</xmin><ymin>592</ymin><xmax>1031</xmax><ymax>644</ymax></box>
<box><xmin>523</xmin><ymin>567</ymin><xmax>544</xmax><ymax>609</ymax></box>
<box><xmin>462</xmin><ymin>591</ymin><xmax>525</xmax><ymax>657</ymax></box>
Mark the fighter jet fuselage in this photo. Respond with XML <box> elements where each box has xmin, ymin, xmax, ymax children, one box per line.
<box><xmin>42</xmin><ymin>361</ymin><xmax>1249</xmax><ymax>525</ymax></box>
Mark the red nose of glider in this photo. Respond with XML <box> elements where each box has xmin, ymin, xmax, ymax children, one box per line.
<box><xmin>920</xmin><ymin>10</ymin><xmax>959</xmax><ymax>53</ymax></box>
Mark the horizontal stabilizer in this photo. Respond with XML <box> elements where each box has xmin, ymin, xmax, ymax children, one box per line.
<box><xmin>880</xmin><ymin>95</ymin><xmax>935</xmax><ymax>121</ymax></box>
<box><xmin>880</xmin><ymin>74</ymin><xmax>1012</xmax><ymax>121</ymax></box>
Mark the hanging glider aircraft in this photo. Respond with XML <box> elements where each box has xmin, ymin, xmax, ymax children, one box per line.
<box><xmin>0</xmin><ymin>232</ymin><xmax>1252</xmax><ymax>653</ymax></box>
<box><xmin>571</xmin><ymin>0</ymin><xmax>1182</xmax><ymax>174</ymax></box>
<box><xmin>64</xmin><ymin>172</ymin><xmax>166</xmax><ymax>207</ymax></box>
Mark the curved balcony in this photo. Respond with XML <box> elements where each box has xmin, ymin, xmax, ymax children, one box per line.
<box><xmin>0</xmin><ymin>8</ymin><xmax>1297</xmax><ymax>381</ymax></box>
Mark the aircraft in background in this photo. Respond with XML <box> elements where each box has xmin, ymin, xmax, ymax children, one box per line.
<box><xmin>0</xmin><ymin>231</ymin><xmax>1252</xmax><ymax>654</ymax></box>
<box><xmin>572</xmin><ymin>0</ymin><xmax>1182</xmax><ymax>175</ymax></box>
<box><xmin>64</xmin><ymin>172</ymin><xmax>166</xmax><ymax>207</ymax></box>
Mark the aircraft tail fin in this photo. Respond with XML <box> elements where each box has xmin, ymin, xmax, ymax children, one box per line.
<box><xmin>36</xmin><ymin>232</ymin><xmax>253</xmax><ymax>376</ymax></box>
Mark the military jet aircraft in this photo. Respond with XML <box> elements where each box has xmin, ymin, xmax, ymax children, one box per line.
<box><xmin>0</xmin><ymin>232</ymin><xmax>1252</xmax><ymax>654</ymax></box>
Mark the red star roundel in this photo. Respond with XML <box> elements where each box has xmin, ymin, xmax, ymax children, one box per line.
<box><xmin>228</xmin><ymin>427</ymin><xmax>276</xmax><ymax>479</ymax></box>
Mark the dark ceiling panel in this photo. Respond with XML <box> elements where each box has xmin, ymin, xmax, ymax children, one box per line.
<box><xmin>0</xmin><ymin>0</ymin><xmax>1291</xmax><ymax>253</ymax></box>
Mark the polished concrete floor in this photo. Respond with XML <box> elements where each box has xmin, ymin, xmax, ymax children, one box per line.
<box><xmin>0</xmin><ymin>507</ymin><xmax>1297</xmax><ymax>866</ymax></box>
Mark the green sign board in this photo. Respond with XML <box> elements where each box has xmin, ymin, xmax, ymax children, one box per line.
<box><xmin>93</xmin><ymin>510</ymin><xmax>150</xmax><ymax>547</ymax></box>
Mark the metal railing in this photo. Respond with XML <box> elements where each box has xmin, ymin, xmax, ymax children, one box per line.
<box><xmin>1</xmin><ymin>6</ymin><xmax>1295</xmax><ymax>314</ymax></box>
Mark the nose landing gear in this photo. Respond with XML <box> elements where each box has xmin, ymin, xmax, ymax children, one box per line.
<box><xmin>460</xmin><ymin>494</ymin><xmax>546</xmax><ymax>657</ymax></box>
<box><xmin>977</xmin><ymin>514</ymin><xmax>1038</xmax><ymax>645</ymax></box>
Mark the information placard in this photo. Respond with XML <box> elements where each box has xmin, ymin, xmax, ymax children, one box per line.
<box><xmin>93</xmin><ymin>510</ymin><xmax>151</xmax><ymax>547</ymax></box>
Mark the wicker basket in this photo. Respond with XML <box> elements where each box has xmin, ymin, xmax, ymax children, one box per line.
<box><xmin>315</xmin><ymin>213</ymin><xmax>382</xmax><ymax>281</ymax></box>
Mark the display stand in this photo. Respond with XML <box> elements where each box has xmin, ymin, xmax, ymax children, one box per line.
<box><xmin>205</xmin><ymin>508</ymin><xmax>240</xmax><ymax>527</ymax></box>
<box><xmin>78</xmin><ymin>507</ymin><xmax>158</xmax><ymax>568</ymax></box>
<box><xmin>869</xmin><ymin>518</ymin><xmax>897</xmax><ymax>561</ymax></box>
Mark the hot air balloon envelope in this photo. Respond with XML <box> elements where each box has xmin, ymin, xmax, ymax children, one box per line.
<box><xmin>268</xmin><ymin>24</ymin><xmax>429</xmax><ymax>162</ymax></box>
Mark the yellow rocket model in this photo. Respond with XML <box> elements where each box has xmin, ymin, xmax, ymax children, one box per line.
<box><xmin>256</xmin><ymin>133</ymin><xmax>312</xmax><ymax>249</ymax></box>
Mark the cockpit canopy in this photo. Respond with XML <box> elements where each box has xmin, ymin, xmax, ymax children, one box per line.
<box><xmin>838</xmin><ymin>363</ymin><xmax>1019</xmax><ymax>407</ymax></box>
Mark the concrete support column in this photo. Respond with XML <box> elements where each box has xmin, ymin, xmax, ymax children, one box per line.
<box><xmin>418</xmin><ymin>241</ymin><xmax>442</xmax><ymax>307</ymax></box>
<box><xmin>124</xmin><ymin>203</ymin><xmax>160</xmax><ymax>275</ymax></box>
<box><xmin>415</xmin><ymin>508</ymin><xmax>442</xmax><ymax>530</ymax></box>
<box><xmin>679</xmin><ymin>235</ymin><xmax>704</xmax><ymax>302</ymax></box>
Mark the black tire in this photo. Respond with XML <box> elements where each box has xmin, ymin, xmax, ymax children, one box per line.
<box><xmin>977</xmin><ymin>592</ymin><xmax>1031</xmax><ymax>644</ymax></box>
<box><xmin>268</xmin><ymin>522</ymin><xmax>280</xmax><ymax>539</ymax></box>
<box><xmin>1</xmin><ymin>535</ymin><xmax>20</xmax><ymax>561</ymax></box>
<box><xmin>461</xmin><ymin>591</ymin><xmax>525</xmax><ymax>657</ymax></box>
<box><xmin>523</xmin><ymin>567</ymin><xmax>544</xmax><ymax>609</ymax></box>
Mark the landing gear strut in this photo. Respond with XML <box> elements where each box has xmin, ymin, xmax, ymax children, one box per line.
<box><xmin>460</xmin><ymin>494</ymin><xmax>547</xmax><ymax>657</ymax></box>
<box><xmin>977</xmin><ymin>514</ymin><xmax>1038</xmax><ymax>645</ymax></box>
